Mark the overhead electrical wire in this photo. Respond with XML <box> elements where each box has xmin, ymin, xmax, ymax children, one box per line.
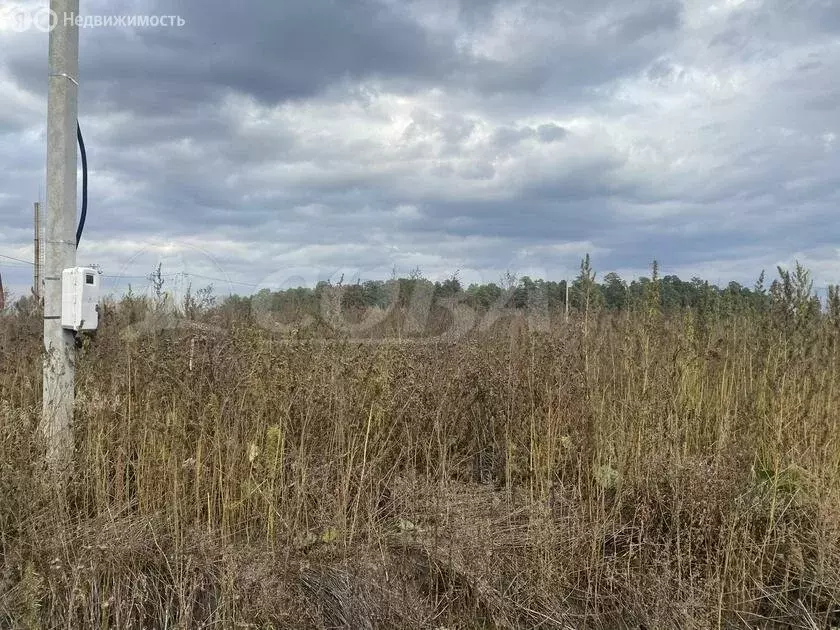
<box><xmin>0</xmin><ymin>253</ymin><xmax>34</xmax><ymax>266</ymax></box>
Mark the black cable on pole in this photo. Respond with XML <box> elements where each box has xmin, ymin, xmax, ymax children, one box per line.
<box><xmin>75</xmin><ymin>121</ymin><xmax>87</xmax><ymax>248</ymax></box>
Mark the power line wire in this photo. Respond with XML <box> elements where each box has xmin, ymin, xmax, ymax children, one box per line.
<box><xmin>102</xmin><ymin>273</ymin><xmax>179</xmax><ymax>279</ymax></box>
<box><xmin>0</xmin><ymin>253</ymin><xmax>34</xmax><ymax>266</ymax></box>
<box><xmin>100</xmin><ymin>271</ymin><xmax>258</xmax><ymax>288</ymax></box>
<box><xmin>0</xmin><ymin>256</ymin><xmax>254</xmax><ymax>290</ymax></box>
<box><xmin>176</xmin><ymin>272</ymin><xmax>258</xmax><ymax>287</ymax></box>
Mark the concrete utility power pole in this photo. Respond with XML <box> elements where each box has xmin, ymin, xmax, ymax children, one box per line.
<box><xmin>33</xmin><ymin>202</ymin><xmax>41</xmax><ymax>298</ymax></box>
<box><xmin>42</xmin><ymin>0</ymin><xmax>80</xmax><ymax>474</ymax></box>
<box><xmin>565</xmin><ymin>280</ymin><xmax>569</xmax><ymax>321</ymax></box>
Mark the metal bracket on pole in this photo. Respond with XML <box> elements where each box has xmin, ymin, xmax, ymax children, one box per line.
<box><xmin>48</xmin><ymin>72</ymin><xmax>79</xmax><ymax>86</ymax></box>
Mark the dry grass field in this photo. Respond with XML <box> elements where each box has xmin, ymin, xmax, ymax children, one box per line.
<box><xmin>2</xmin><ymin>275</ymin><xmax>840</xmax><ymax>628</ymax></box>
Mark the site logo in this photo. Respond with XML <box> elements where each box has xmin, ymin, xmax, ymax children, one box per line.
<box><xmin>0</xmin><ymin>5</ymin><xmax>186</xmax><ymax>32</ymax></box>
<box><xmin>1</xmin><ymin>5</ymin><xmax>56</xmax><ymax>33</ymax></box>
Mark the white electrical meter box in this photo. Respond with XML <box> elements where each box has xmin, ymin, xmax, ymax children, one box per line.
<box><xmin>61</xmin><ymin>267</ymin><xmax>100</xmax><ymax>331</ymax></box>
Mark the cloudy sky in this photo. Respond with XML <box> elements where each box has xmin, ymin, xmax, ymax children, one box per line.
<box><xmin>0</xmin><ymin>0</ymin><xmax>838</xmax><ymax>300</ymax></box>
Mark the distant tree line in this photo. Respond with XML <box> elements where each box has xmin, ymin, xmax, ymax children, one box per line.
<box><xmin>5</xmin><ymin>255</ymin><xmax>840</xmax><ymax>339</ymax></box>
<box><xmin>218</xmin><ymin>256</ymin><xmax>838</xmax><ymax>322</ymax></box>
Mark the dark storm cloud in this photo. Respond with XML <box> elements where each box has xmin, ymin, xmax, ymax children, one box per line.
<box><xmin>453</xmin><ymin>0</ymin><xmax>683</xmax><ymax>98</ymax></box>
<box><xmin>405</xmin><ymin>198</ymin><xmax>616</xmax><ymax>243</ymax></box>
<box><xmin>5</xmin><ymin>0</ymin><xmax>456</xmax><ymax>114</ymax></box>
<box><xmin>136</xmin><ymin>0</ymin><xmax>453</xmax><ymax>103</ymax></box>
<box><xmin>1</xmin><ymin>0</ymin><xmax>839</xmax><ymax>298</ymax></box>
<box><xmin>4</xmin><ymin>0</ymin><xmax>685</xmax><ymax>111</ymax></box>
